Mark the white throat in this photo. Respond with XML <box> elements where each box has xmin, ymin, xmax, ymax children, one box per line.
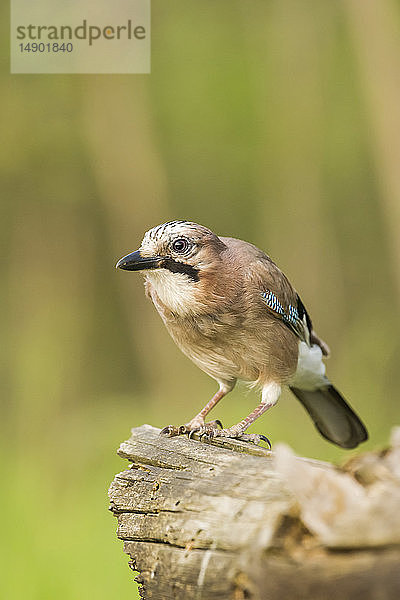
<box><xmin>145</xmin><ymin>269</ymin><xmax>200</xmax><ymax>316</ymax></box>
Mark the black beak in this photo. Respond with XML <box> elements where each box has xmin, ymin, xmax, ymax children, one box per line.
<box><xmin>115</xmin><ymin>250</ymin><xmax>163</xmax><ymax>272</ymax></box>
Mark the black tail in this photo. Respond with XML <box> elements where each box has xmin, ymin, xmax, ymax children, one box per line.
<box><xmin>289</xmin><ymin>384</ymin><xmax>368</xmax><ymax>449</ymax></box>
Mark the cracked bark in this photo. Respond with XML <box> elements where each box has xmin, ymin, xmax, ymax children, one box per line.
<box><xmin>108</xmin><ymin>424</ymin><xmax>400</xmax><ymax>600</ymax></box>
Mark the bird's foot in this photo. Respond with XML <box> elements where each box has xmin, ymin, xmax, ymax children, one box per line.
<box><xmin>160</xmin><ymin>419</ymin><xmax>223</xmax><ymax>439</ymax></box>
<box><xmin>160</xmin><ymin>421</ymin><xmax>270</xmax><ymax>448</ymax></box>
<box><xmin>201</xmin><ymin>426</ymin><xmax>271</xmax><ymax>448</ymax></box>
<box><xmin>187</xmin><ymin>419</ymin><xmax>223</xmax><ymax>439</ymax></box>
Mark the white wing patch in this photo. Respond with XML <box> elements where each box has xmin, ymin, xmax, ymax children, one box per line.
<box><xmin>290</xmin><ymin>341</ymin><xmax>328</xmax><ymax>391</ymax></box>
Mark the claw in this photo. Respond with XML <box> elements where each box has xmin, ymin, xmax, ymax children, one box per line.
<box><xmin>160</xmin><ymin>425</ymin><xmax>181</xmax><ymax>437</ymax></box>
<box><xmin>237</xmin><ymin>433</ymin><xmax>272</xmax><ymax>448</ymax></box>
<box><xmin>258</xmin><ymin>434</ymin><xmax>272</xmax><ymax>449</ymax></box>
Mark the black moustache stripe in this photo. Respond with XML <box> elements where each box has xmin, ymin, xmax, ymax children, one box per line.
<box><xmin>160</xmin><ymin>258</ymin><xmax>200</xmax><ymax>282</ymax></box>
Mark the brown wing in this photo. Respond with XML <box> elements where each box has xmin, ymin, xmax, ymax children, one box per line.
<box><xmin>250</xmin><ymin>253</ymin><xmax>313</xmax><ymax>345</ymax></box>
<box><xmin>221</xmin><ymin>237</ymin><xmax>328</xmax><ymax>354</ymax></box>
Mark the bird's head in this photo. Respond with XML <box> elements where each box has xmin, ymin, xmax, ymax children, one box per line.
<box><xmin>116</xmin><ymin>221</ymin><xmax>228</xmax><ymax>314</ymax></box>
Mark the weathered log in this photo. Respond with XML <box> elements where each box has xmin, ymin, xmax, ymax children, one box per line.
<box><xmin>108</xmin><ymin>424</ymin><xmax>400</xmax><ymax>600</ymax></box>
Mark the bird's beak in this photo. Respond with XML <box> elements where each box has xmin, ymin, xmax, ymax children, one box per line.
<box><xmin>115</xmin><ymin>250</ymin><xmax>163</xmax><ymax>272</ymax></box>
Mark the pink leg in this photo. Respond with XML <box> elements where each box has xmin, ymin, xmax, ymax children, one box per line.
<box><xmin>206</xmin><ymin>382</ymin><xmax>281</xmax><ymax>446</ymax></box>
<box><xmin>160</xmin><ymin>380</ymin><xmax>236</xmax><ymax>438</ymax></box>
<box><xmin>228</xmin><ymin>402</ymin><xmax>272</xmax><ymax>434</ymax></box>
<box><xmin>187</xmin><ymin>387</ymin><xmax>228</xmax><ymax>425</ymax></box>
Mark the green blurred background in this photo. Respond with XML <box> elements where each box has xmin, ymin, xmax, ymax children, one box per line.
<box><xmin>2</xmin><ymin>1</ymin><xmax>400</xmax><ymax>598</ymax></box>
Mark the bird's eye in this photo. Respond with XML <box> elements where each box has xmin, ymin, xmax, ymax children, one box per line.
<box><xmin>172</xmin><ymin>238</ymin><xmax>190</xmax><ymax>253</ymax></box>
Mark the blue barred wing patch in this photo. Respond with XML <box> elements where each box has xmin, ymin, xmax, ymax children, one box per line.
<box><xmin>261</xmin><ymin>289</ymin><xmax>309</xmax><ymax>342</ymax></box>
<box><xmin>261</xmin><ymin>290</ymin><xmax>285</xmax><ymax>316</ymax></box>
<box><xmin>261</xmin><ymin>290</ymin><xmax>298</xmax><ymax>325</ymax></box>
<box><xmin>287</xmin><ymin>304</ymin><xmax>299</xmax><ymax>325</ymax></box>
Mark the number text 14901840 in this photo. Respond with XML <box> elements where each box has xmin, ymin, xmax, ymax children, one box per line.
<box><xmin>19</xmin><ymin>42</ymin><xmax>73</xmax><ymax>53</ymax></box>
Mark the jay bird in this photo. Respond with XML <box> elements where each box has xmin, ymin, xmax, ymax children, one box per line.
<box><xmin>116</xmin><ymin>220</ymin><xmax>368</xmax><ymax>449</ymax></box>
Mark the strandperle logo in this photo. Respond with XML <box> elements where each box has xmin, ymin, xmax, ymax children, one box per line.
<box><xmin>16</xmin><ymin>19</ymin><xmax>146</xmax><ymax>46</ymax></box>
<box><xmin>11</xmin><ymin>0</ymin><xmax>150</xmax><ymax>74</ymax></box>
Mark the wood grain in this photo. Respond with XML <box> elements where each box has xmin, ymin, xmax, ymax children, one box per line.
<box><xmin>109</xmin><ymin>424</ymin><xmax>400</xmax><ymax>599</ymax></box>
